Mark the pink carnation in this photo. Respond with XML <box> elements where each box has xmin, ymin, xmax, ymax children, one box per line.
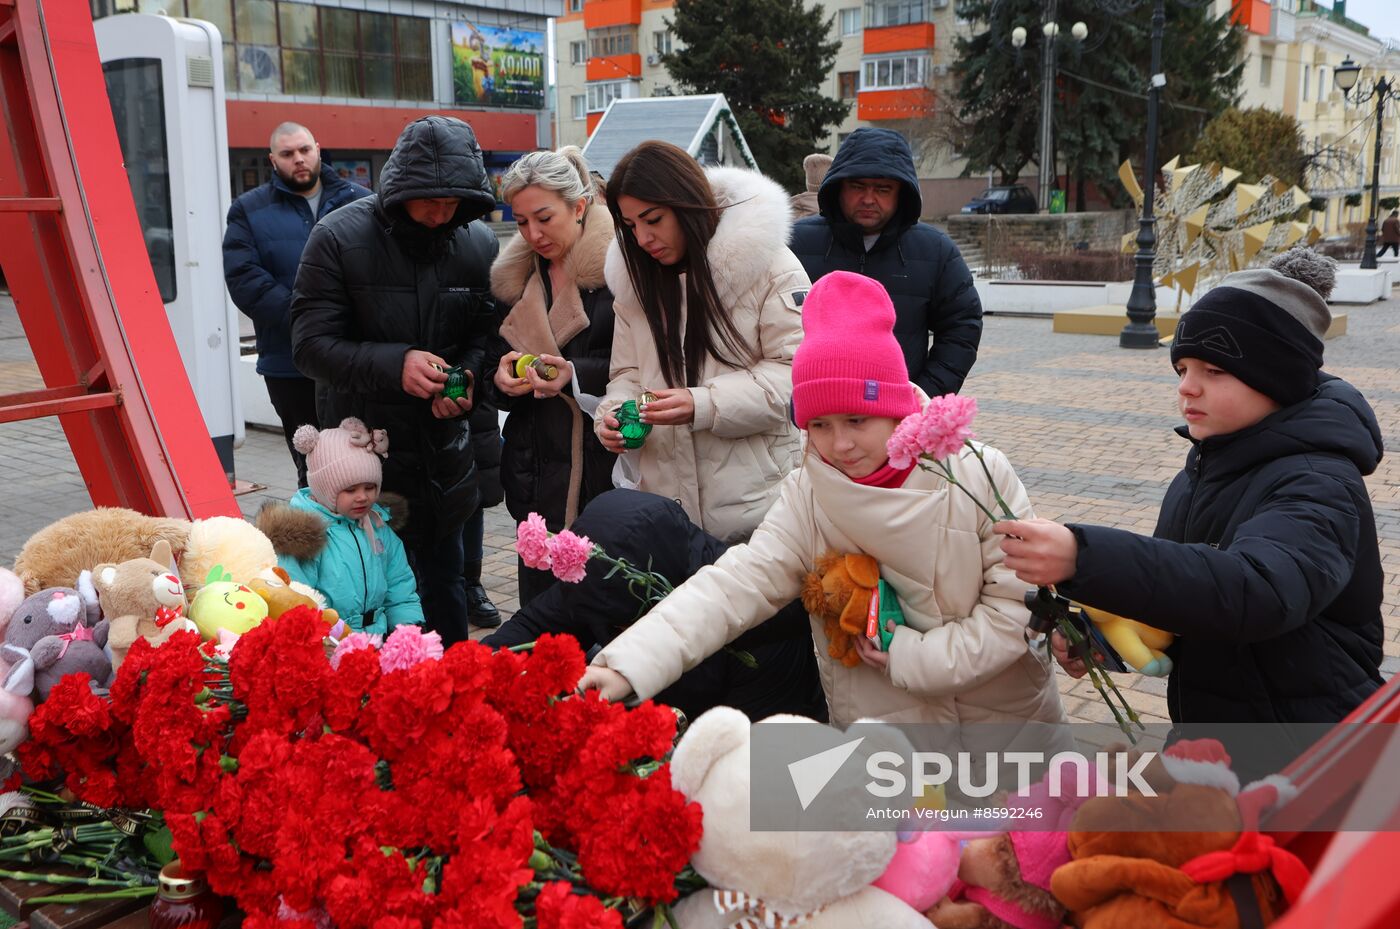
<box><xmin>546</xmin><ymin>530</ymin><xmax>594</xmax><ymax>584</ymax></box>
<box><xmin>379</xmin><ymin>625</ymin><xmax>444</xmax><ymax>673</ymax></box>
<box><xmin>886</xmin><ymin>419</ymin><xmax>924</xmax><ymax>470</ymax></box>
<box><xmin>887</xmin><ymin>394</ymin><xmax>977</xmax><ymax>466</ymax></box>
<box><xmin>329</xmin><ymin>631</ymin><xmax>382</xmax><ymax>670</ymax></box>
<box><xmin>517</xmin><ymin>512</ymin><xmax>552</xmax><ymax>570</ymax></box>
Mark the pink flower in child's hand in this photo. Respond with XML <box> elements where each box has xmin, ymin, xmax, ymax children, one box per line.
<box><xmin>379</xmin><ymin>625</ymin><xmax>444</xmax><ymax>673</ymax></box>
<box><xmin>330</xmin><ymin>631</ymin><xmax>382</xmax><ymax>669</ymax></box>
<box><xmin>517</xmin><ymin>512</ymin><xmax>552</xmax><ymax>570</ymax></box>
<box><xmin>886</xmin><ymin>417</ymin><xmax>924</xmax><ymax>470</ymax></box>
<box><xmin>546</xmin><ymin>530</ymin><xmax>594</xmax><ymax>584</ymax></box>
<box><xmin>916</xmin><ymin>395</ymin><xmax>978</xmax><ymax>462</ymax></box>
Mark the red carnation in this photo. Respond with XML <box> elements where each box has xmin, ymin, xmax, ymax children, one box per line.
<box><xmin>534</xmin><ymin>882</ymin><xmax>625</xmax><ymax>929</ymax></box>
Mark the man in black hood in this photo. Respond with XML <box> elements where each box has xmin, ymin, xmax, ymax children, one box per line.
<box><xmin>789</xmin><ymin>128</ymin><xmax>982</xmax><ymax>396</ymax></box>
<box><xmin>291</xmin><ymin>116</ymin><xmax>500</xmax><ymax>644</ymax></box>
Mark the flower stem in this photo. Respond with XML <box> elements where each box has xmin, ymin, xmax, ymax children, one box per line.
<box><xmin>924</xmin><ymin>461</ymin><xmax>1005</xmax><ymax>525</ymax></box>
<box><xmin>1058</xmin><ymin>618</ymin><xmax>1143</xmax><ymax>741</ymax></box>
<box><xmin>964</xmin><ymin>441</ymin><xmax>1019</xmax><ymax>520</ymax></box>
<box><xmin>27</xmin><ymin>887</ymin><xmax>158</xmax><ymax>905</ymax></box>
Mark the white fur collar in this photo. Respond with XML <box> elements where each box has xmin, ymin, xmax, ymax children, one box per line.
<box><xmin>490</xmin><ymin>201</ymin><xmax>613</xmax><ymax>304</ymax></box>
<box><xmin>603</xmin><ymin>165</ymin><xmax>795</xmax><ymax>310</ymax></box>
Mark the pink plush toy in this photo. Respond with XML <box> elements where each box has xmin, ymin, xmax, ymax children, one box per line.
<box><xmin>874</xmin><ymin>829</ymin><xmax>999</xmax><ymax>912</ymax></box>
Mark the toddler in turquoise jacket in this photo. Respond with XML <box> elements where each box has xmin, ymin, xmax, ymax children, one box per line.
<box><xmin>279</xmin><ymin>417</ymin><xmax>424</xmax><ymax>634</ymax></box>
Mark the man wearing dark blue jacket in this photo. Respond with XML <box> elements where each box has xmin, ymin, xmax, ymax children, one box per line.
<box><xmin>789</xmin><ymin>128</ymin><xmax>982</xmax><ymax>396</ymax></box>
<box><xmin>223</xmin><ymin>122</ymin><xmax>371</xmax><ymax>486</ymax></box>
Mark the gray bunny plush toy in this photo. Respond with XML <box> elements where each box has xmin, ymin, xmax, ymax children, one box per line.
<box><xmin>2</xmin><ymin>573</ymin><xmax>112</xmax><ymax>701</ymax></box>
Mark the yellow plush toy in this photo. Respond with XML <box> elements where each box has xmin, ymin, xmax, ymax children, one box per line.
<box><xmin>1079</xmin><ymin>605</ymin><xmax>1174</xmax><ymax>677</ymax></box>
<box><xmin>189</xmin><ymin>566</ymin><xmax>270</xmax><ymax>640</ymax></box>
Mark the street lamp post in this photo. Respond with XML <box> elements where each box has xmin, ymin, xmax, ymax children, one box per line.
<box><xmin>1118</xmin><ymin>0</ymin><xmax>1165</xmax><ymax>348</ymax></box>
<box><xmin>1010</xmin><ymin>7</ymin><xmax>1087</xmax><ymax>213</ymax></box>
<box><xmin>1333</xmin><ymin>57</ymin><xmax>1395</xmax><ymax>271</ymax></box>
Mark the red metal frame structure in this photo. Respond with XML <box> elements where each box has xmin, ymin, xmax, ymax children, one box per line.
<box><xmin>1267</xmin><ymin>675</ymin><xmax>1400</xmax><ymax>928</ymax></box>
<box><xmin>0</xmin><ymin>0</ymin><xmax>237</xmax><ymax>519</ymax></box>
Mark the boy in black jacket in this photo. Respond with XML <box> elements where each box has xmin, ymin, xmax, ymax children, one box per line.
<box><xmin>994</xmin><ymin>248</ymin><xmax>1384</xmax><ymax>772</ymax></box>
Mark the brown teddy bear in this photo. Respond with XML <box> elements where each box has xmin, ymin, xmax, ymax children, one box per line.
<box><xmin>13</xmin><ymin>509</ymin><xmax>276</xmax><ymax>603</ymax></box>
<box><xmin>802</xmin><ymin>551</ymin><xmax>879</xmax><ymax>667</ymax></box>
<box><xmin>1051</xmin><ymin>739</ymin><xmax>1309</xmax><ymax>929</ymax></box>
<box><xmin>14</xmin><ymin>508</ymin><xmax>188</xmax><ymax>596</ymax></box>
<box><xmin>92</xmin><ymin>540</ymin><xmax>192</xmax><ymax>670</ymax></box>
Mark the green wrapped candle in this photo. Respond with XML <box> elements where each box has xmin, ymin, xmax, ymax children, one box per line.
<box><xmin>616</xmin><ymin>392</ymin><xmax>657</xmax><ymax>449</ymax></box>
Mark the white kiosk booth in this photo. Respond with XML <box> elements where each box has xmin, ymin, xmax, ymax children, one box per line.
<box><xmin>94</xmin><ymin>13</ymin><xmax>243</xmax><ymax>480</ymax></box>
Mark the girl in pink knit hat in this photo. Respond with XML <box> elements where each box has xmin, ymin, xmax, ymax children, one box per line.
<box><xmin>268</xmin><ymin>418</ymin><xmax>424</xmax><ymax>636</ymax></box>
<box><xmin>581</xmin><ymin>271</ymin><xmax>1067</xmax><ymax>737</ymax></box>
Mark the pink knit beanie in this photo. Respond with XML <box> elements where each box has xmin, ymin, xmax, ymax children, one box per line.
<box><xmin>791</xmin><ymin>271</ymin><xmax>920</xmax><ymax>428</ymax></box>
<box><xmin>293</xmin><ymin>417</ymin><xmax>388</xmax><ymax>510</ymax></box>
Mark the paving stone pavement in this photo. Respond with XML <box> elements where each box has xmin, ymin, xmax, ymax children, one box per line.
<box><xmin>3</xmin><ymin>289</ymin><xmax>1398</xmax><ymax>724</ymax></box>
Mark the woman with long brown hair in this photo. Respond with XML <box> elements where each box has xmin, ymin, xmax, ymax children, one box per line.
<box><xmin>597</xmin><ymin>141</ymin><xmax>809</xmax><ymax>543</ymax></box>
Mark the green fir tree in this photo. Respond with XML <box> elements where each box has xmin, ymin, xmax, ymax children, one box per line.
<box><xmin>952</xmin><ymin>0</ymin><xmax>1242</xmax><ymax>207</ymax></box>
<box><xmin>663</xmin><ymin>0</ymin><xmax>848</xmax><ymax>191</ymax></box>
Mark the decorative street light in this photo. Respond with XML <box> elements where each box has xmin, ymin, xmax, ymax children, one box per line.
<box><xmin>1118</xmin><ymin>0</ymin><xmax>1165</xmax><ymax>348</ymax></box>
<box><xmin>1333</xmin><ymin>56</ymin><xmax>1396</xmax><ymax>271</ymax></box>
<box><xmin>1009</xmin><ymin>2</ymin><xmax>1089</xmax><ymax>213</ymax></box>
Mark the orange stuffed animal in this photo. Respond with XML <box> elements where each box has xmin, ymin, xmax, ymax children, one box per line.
<box><xmin>802</xmin><ymin>552</ymin><xmax>879</xmax><ymax>667</ymax></box>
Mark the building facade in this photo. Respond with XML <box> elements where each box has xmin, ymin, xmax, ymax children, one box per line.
<box><xmin>552</xmin><ymin>0</ymin><xmax>971</xmax><ymax>201</ymax></box>
<box><xmin>1226</xmin><ymin>0</ymin><xmax>1400</xmax><ymax>234</ymax></box>
<box><xmin>92</xmin><ymin>0</ymin><xmax>561</xmax><ymax>200</ymax></box>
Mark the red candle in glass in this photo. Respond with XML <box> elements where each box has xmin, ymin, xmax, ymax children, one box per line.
<box><xmin>149</xmin><ymin>861</ymin><xmax>225</xmax><ymax>929</ymax></box>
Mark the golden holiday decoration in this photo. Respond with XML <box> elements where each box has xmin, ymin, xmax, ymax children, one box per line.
<box><xmin>1119</xmin><ymin>156</ymin><xmax>1322</xmax><ymax>307</ymax></box>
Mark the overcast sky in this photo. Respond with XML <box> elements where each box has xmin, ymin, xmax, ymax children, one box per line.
<box><xmin>1336</xmin><ymin>0</ymin><xmax>1400</xmax><ymax>44</ymax></box>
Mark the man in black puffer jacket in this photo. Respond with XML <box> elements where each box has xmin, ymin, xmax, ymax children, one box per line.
<box><xmin>789</xmin><ymin>128</ymin><xmax>982</xmax><ymax>396</ymax></box>
<box><xmin>484</xmin><ymin>490</ymin><xmax>827</xmax><ymax>723</ymax></box>
<box><xmin>291</xmin><ymin>116</ymin><xmax>499</xmax><ymax>645</ymax></box>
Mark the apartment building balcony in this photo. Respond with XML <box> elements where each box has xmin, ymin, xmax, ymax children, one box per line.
<box><xmin>585</xmin><ymin>0</ymin><xmax>642</xmax><ymax>30</ymax></box>
<box><xmin>587</xmin><ymin>53</ymin><xmax>642</xmax><ymax>81</ymax></box>
<box><xmin>1230</xmin><ymin>0</ymin><xmax>1270</xmax><ymax>36</ymax></box>
<box><xmin>1269</xmin><ymin>2</ymin><xmax>1296</xmax><ymax>42</ymax></box>
<box><xmin>858</xmin><ymin>86</ymin><xmax>934</xmax><ymax>120</ymax></box>
<box><xmin>865</xmin><ymin>22</ymin><xmax>936</xmax><ymax>54</ymax></box>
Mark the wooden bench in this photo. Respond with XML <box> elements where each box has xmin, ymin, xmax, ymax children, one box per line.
<box><xmin>0</xmin><ymin>870</ymin><xmax>149</xmax><ymax>929</ymax></box>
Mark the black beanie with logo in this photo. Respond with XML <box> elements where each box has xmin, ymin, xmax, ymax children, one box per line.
<box><xmin>1170</xmin><ymin>247</ymin><xmax>1335</xmax><ymax>407</ymax></box>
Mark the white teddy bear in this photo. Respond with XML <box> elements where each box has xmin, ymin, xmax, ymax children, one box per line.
<box><xmin>667</xmin><ymin>706</ymin><xmax>935</xmax><ymax>929</ymax></box>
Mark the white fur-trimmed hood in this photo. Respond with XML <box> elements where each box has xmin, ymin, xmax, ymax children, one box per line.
<box><xmin>603</xmin><ymin>165</ymin><xmax>796</xmax><ymax>311</ymax></box>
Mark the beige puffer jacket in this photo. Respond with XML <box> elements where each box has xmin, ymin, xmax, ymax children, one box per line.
<box><xmin>597</xmin><ymin>166</ymin><xmax>810</xmax><ymax>544</ymax></box>
<box><xmin>593</xmin><ymin>429</ymin><xmax>1068</xmax><ymax>735</ymax></box>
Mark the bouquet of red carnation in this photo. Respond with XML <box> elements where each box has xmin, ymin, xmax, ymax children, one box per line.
<box><xmin>18</xmin><ymin>608</ymin><xmax>704</xmax><ymax>927</ymax></box>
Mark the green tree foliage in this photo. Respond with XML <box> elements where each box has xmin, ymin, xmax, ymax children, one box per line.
<box><xmin>1151</xmin><ymin>1</ymin><xmax>1245</xmax><ymax>165</ymax></box>
<box><xmin>663</xmin><ymin>0</ymin><xmax>848</xmax><ymax>191</ymax></box>
<box><xmin>1188</xmin><ymin>107</ymin><xmax>1307</xmax><ymax>186</ymax></box>
<box><xmin>952</xmin><ymin>0</ymin><xmax>1242</xmax><ymax>205</ymax></box>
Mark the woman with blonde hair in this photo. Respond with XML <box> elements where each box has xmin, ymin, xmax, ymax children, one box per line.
<box><xmin>490</xmin><ymin>146</ymin><xmax>617</xmax><ymax>605</ymax></box>
<box><xmin>598</xmin><ymin>141</ymin><xmax>810</xmax><ymax>543</ymax></box>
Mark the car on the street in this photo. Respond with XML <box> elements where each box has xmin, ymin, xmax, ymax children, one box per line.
<box><xmin>960</xmin><ymin>185</ymin><xmax>1038</xmax><ymax>215</ymax></box>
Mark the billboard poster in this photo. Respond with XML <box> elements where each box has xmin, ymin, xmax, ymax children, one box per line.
<box><xmin>451</xmin><ymin>21</ymin><xmax>545</xmax><ymax>109</ymax></box>
<box><xmin>330</xmin><ymin>159</ymin><xmax>373</xmax><ymax>189</ymax></box>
